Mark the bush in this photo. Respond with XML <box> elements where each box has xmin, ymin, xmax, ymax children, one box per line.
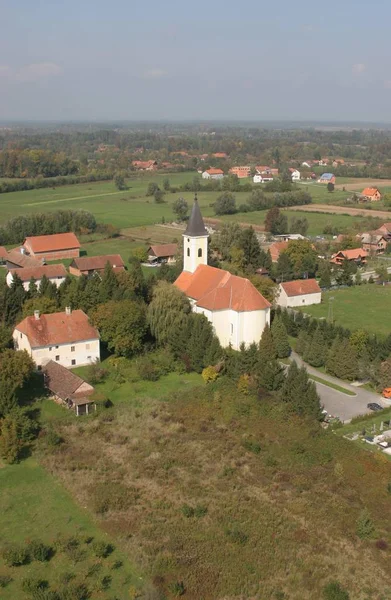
<box><xmin>59</xmin><ymin>583</ymin><xmax>90</xmax><ymax>600</ymax></box>
<box><xmin>86</xmin><ymin>360</ymin><xmax>108</xmax><ymax>385</ymax></box>
<box><xmin>3</xmin><ymin>544</ymin><xmax>30</xmax><ymax>566</ymax></box>
<box><xmin>202</xmin><ymin>365</ymin><xmax>219</xmax><ymax>383</ymax></box>
<box><xmin>322</xmin><ymin>581</ymin><xmax>350</xmax><ymax>599</ymax></box>
<box><xmin>170</xmin><ymin>581</ymin><xmax>186</xmax><ymax>596</ymax></box>
<box><xmin>44</xmin><ymin>428</ymin><xmax>63</xmax><ymax>448</ymax></box>
<box><xmin>0</xmin><ymin>575</ymin><xmax>12</xmax><ymax>588</ymax></box>
<box><xmin>181</xmin><ymin>504</ymin><xmax>195</xmax><ymax>518</ymax></box>
<box><xmin>136</xmin><ymin>356</ymin><xmax>160</xmax><ymax>381</ymax></box>
<box><xmin>91</xmin><ymin>540</ymin><xmax>113</xmax><ymax>558</ymax></box>
<box><xmin>356</xmin><ymin>508</ymin><xmax>375</xmax><ymax>539</ymax></box>
<box><xmin>225</xmin><ymin>528</ymin><xmax>248</xmax><ymax>545</ymax></box>
<box><xmin>22</xmin><ymin>577</ymin><xmax>48</xmax><ymax>594</ymax></box>
<box><xmin>29</xmin><ymin>540</ymin><xmax>53</xmax><ymax>562</ymax></box>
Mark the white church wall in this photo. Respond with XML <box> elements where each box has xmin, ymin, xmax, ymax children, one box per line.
<box><xmin>183</xmin><ymin>235</ymin><xmax>208</xmax><ymax>273</ymax></box>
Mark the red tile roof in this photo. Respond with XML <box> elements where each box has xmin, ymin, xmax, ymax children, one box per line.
<box><xmin>334</xmin><ymin>248</ymin><xmax>368</xmax><ymax>260</ymax></box>
<box><xmin>70</xmin><ymin>254</ymin><xmax>125</xmax><ymax>271</ymax></box>
<box><xmin>7</xmin><ymin>250</ymin><xmax>42</xmax><ymax>268</ymax></box>
<box><xmin>15</xmin><ymin>309</ymin><xmax>99</xmax><ymax>348</ymax></box>
<box><xmin>148</xmin><ymin>244</ymin><xmax>177</xmax><ymax>258</ymax></box>
<box><xmin>205</xmin><ymin>168</ymin><xmax>224</xmax><ymax>175</ymax></box>
<box><xmin>362</xmin><ymin>187</ymin><xmax>380</xmax><ymax>197</ymax></box>
<box><xmin>43</xmin><ymin>360</ymin><xmax>94</xmax><ymax>401</ymax></box>
<box><xmin>269</xmin><ymin>241</ymin><xmax>289</xmax><ymax>262</ymax></box>
<box><xmin>24</xmin><ymin>232</ymin><xmax>80</xmax><ymax>253</ymax></box>
<box><xmin>280</xmin><ymin>279</ymin><xmax>321</xmax><ymax>297</ymax></box>
<box><xmin>10</xmin><ymin>264</ymin><xmax>67</xmax><ymax>282</ymax></box>
<box><xmin>0</xmin><ymin>246</ymin><xmax>8</xmax><ymax>259</ymax></box>
<box><xmin>212</xmin><ymin>152</ymin><xmax>228</xmax><ymax>158</ymax></box>
<box><xmin>175</xmin><ymin>264</ymin><xmax>270</xmax><ymax>312</ymax></box>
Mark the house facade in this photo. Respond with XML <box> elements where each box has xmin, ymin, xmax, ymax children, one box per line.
<box><xmin>23</xmin><ymin>232</ymin><xmax>81</xmax><ymax>261</ymax></box>
<box><xmin>43</xmin><ymin>360</ymin><xmax>95</xmax><ymax>416</ymax></box>
<box><xmin>362</xmin><ymin>187</ymin><xmax>382</xmax><ymax>202</ymax></box>
<box><xmin>289</xmin><ymin>168</ymin><xmax>301</xmax><ymax>181</ymax></box>
<box><xmin>202</xmin><ymin>168</ymin><xmax>224</xmax><ymax>180</ymax></box>
<box><xmin>69</xmin><ymin>254</ymin><xmax>125</xmax><ymax>277</ymax></box>
<box><xmin>147</xmin><ymin>244</ymin><xmax>177</xmax><ymax>265</ymax></box>
<box><xmin>277</xmin><ymin>279</ymin><xmax>321</xmax><ymax>308</ymax></box>
<box><xmin>6</xmin><ymin>264</ymin><xmax>67</xmax><ymax>290</ymax></box>
<box><xmin>253</xmin><ymin>174</ymin><xmax>274</xmax><ymax>183</ymax></box>
<box><xmin>174</xmin><ymin>197</ymin><xmax>271</xmax><ymax>350</ymax></box>
<box><xmin>13</xmin><ymin>308</ymin><xmax>100</xmax><ymax>368</ymax></box>
<box><xmin>229</xmin><ymin>166</ymin><xmax>251</xmax><ymax>178</ymax></box>
<box><xmin>360</xmin><ymin>233</ymin><xmax>388</xmax><ymax>255</ymax></box>
<box><xmin>132</xmin><ymin>160</ymin><xmax>158</xmax><ymax>170</ymax></box>
<box><xmin>330</xmin><ymin>248</ymin><xmax>368</xmax><ymax>265</ymax></box>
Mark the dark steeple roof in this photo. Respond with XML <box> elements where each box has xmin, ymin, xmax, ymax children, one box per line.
<box><xmin>184</xmin><ymin>194</ymin><xmax>208</xmax><ymax>237</ymax></box>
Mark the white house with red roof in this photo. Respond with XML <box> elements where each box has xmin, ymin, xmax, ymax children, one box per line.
<box><xmin>13</xmin><ymin>308</ymin><xmax>100</xmax><ymax>368</ymax></box>
<box><xmin>202</xmin><ymin>168</ymin><xmax>224</xmax><ymax>180</ymax></box>
<box><xmin>6</xmin><ymin>264</ymin><xmax>67</xmax><ymax>290</ymax></box>
<box><xmin>277</xmin><ymin>279</ymin><xmax>321</xmax><ymax>308</ymax></box>
<box><xmin>174</xmin><ymin>197</ymin><xmax>271</xmax><ymax>349</ymax></box>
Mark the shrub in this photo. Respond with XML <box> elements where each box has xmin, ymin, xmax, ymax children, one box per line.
<box><xmin>136</xmin><ymin>357</ymin><xmax>160</xmax><ymax>381</ymax></box>
<box><xmin>90</xmin><ymin>482</ymin><xmax>136</xmax><ymax>514</ymax></box>
<box><xmin>375</xmin><ymin>539</ymin><xmax>388</xmax><ymax>550</ymax></box>
<box><xmin>86</xmin><ymin>360</ymin><xmax>108</xmax><ymax>385</ymax></box>
<box><xmin>59</xmin><ymin>583</ymin><xmax>90</xmax><ymax>600</ymax></box>
<box><xmin>58</xmin><ymin>572</ymin><xmax>75</xmax><ymax>586</ymax></box>
<box><xmin>356</xmin><ymin>508</ymin><xmax>375</xmax><ymax>539</ymax></box>
<box><xmin>181</xmin><ymin>504</ymin><xmax>195</xmax><ymax>518</ymax></box>
<box><xmin>387</xmin><ymin>481</ymin><xmax>391</xmax><ymax>494</ymax></box>
<box><xmin>225</xmin><ymin>528</ymin><xmax>248</xmax><ymax>545</ymax></box>
<box><xmin>44</xmin><ymin>428</ymin><xmax>63</xmax><ymax>448</ymax></box>
<box><xmin>3</xmin><ymin>544</ymin><xmax>30</xmax><ymax>566</ymax></box>
<box><xmin>0</xmin><ymin>575</ymin><xmax>12</xmax><ymax>588</ymax></box>
<box><xmin>111</xmin><ymin>559</ymin><xmax>123</xmax><ymax>570</ymax></box>
<box><xmin>202</xmin><ymin>365</ymin><xmax>219</xmax><ymax>384</ymax></box>
<box><xmin>170</xmin><ymin>581</ymin><xmax>186</xmax><ymax>596</ymax></box>
<box><xmin>91</xmin><ymin>540</ymin><xmax>114</xmax><ymax>558</ymax></box>
<box><xmin>22</xmin><ymin>577</ymin><xmax>48</xmax><ymax>594</ymax></box>
<box><xmin>322</xmin><ymin>580</ymin><xmax>350</xmax><ymax>599</ymax></box>
<box><xmin>237</xmin><ymin>374</ymin><xmax>250</xmax><ymax>394</ymax></box>
<box><xmin>29</xmin><ymin>540</ymin><xmax>53</xmax><ymax>562</ymax></box>
<box><xmin>194</xmin><ymin>504</ymin><xmax>208</xmax><ymax>518</ymax></box>
<box><xmin>242</xmin><ymin>439</ymin><xmax>262</xmax><ymax>454</ymax></box>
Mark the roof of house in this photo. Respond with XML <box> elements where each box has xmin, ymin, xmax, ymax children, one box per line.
<box><xmin>319</xmin><ymin>173</ymin><xmax>335</xmax><ymax>180</ymax></box>
<box><xmin>333</xmin><ymin>248</ymin><xmax>368</xmax><ymax>260</ymax></box>
<box><xmin>175</xmin><ymin>264</ymin><xmax>270</xmax><ymax>312</ymax></box>
<box><xmin>7</xmin><ymin>250</ymin><xmax>42</xmax><ymax>268</ymax></box>
<box><xmin>360</xmin><ymin>232</ymin><xmax>386</xmax><ymax>244</ymax></box>
<box><xmin>362</xmin><ymin>187</ymin><xmax>380</xmax><ymax>196</ymax></box>
<box><xmin>24</xmin><ymin>232</ymin><xmax>81</xmax><ymax>253</ymax></box>
<box><xmin>43</xmin><ymin>360</ymin><xmax>94</xmax><ymax>402</ymax></box>
<box><xmin>132</xmin><ymin>160</ymin><xmax>157</xmax><ymax>168</ymax></box>
<box><xmin>280</xmin><ymin>279</ymin><xmax>321</xmax><ymax>297</ymax></box>
<box><xmin>9</xmin><ymin>264</ymin><xmax>67</xmax><ymax>282</ymax></box>
<box><xmin>70</xmin><ymin>254</ymin><xmax>125</xmax><ymax>271</ymax></box>
<box><xmin>379</xmin><ymin>222</ymin><xmax>391</xmax><ymax>233</ymax></box>
<box><xmin>0</xmin><ymin>246</ymin><xmax>8</xmax><ymax>259</ymax></box>
<box><xmin>212</xmin><ymin>152</ymin><xmax>227</xmax><ymax>158</ymax></box>
<box><xmin>15</xmin><ymin>309</ymin><xmax>99</xmax><ymax>348</ymax></box>
<box><xmin>184</xmin><ymin>197</ymin><xmax>208</xmax><ymax>237</ymax></box>
<box><xmin>148</xmin><ymin>244</ymin><xmax>178</xmax><ymax>258</ymax></box>
<box><xmin>269</xmin><ymin>241</ymin><xmax>289</xmax><ymax>260</ymax></box>
<box><xmin>204</xmin><ymin>168</ymin><xmax>224</xmax><ymax>175</ymax></box>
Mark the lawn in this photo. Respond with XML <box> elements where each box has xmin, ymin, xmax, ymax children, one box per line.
<box><xmin>0</xmin><ymin>459</ymin><xmax>142</xmax><ymax>599</ymax></box>
<box><xmin>299</xmin><ymin>285</ymin><xmax>391</xmax><ymax>336</ymax></box>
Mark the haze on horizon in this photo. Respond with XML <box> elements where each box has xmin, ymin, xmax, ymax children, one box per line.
<box><xmin>1</xmin><ymin>0</ymin><xmax>390</xmax><ymax>123</ymax></box>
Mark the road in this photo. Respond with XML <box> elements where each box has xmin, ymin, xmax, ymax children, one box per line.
<box><xmin>290</xmin><ymin>351</ymin><xmax>385</xmax><ymax>422</ymax></box>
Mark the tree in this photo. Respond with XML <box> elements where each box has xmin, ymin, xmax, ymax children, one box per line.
<box><xmin>304</xmin><ymin>326</ymin><xmax>327</xmax><ymax>367</ymax></box>
<box><xmin>99</xmin><ymin>261</ymin><xmax>118</xmax><ymax>302</ymax></box>
<box><xmin>28</xmin><ymin>277</ymin><xmax>38</xmax><ymax>298</ymax></box>
<box><xmin>5</xmin><ymin>272</ymin><xmax>26</xmax><ymax>326</ymax></box>
<box><xmin>279</xmin><ymin>361</ymin><xmax>322</xmax><ymax>420</ymax></box>
<box><xmin>377</xmin><ymin>358</ymin><xmax>391</xmax><ymax>391</ymax></box>
<box><xmin>214</xmin><ymin>192</ymin><xmax>237</xmax><ymax>215</ymax></box>
<box><xmin>0</xmin><ymin>414</ymin><xmax>22</xmax><ymax>464</ymax></box>
<box><xmin>271</xmin><ymin>316</ymin><xmax>290</xmax><ymax>358</ymax></box>
<box><xmin>349</xmin><ymin>329</ymin><xmax>369</xmax><ymax>358</ymax></box>
<box><xmin>147</xmin><ymin>281</ymin><xmax>191</xmax><ymax>345</ymax></box>
<box><xmin>113</xmin><ymin>172</ymin><xmax>127</xmax><ymax>191</ymax></box>
<box><xmin>238</xmin><ymin>227</ymin><xmax>261</xmax><ymax>271</ymax></box>
<box><xmin>318</xmin><ymin>260</ymin><xmax>331</xmax><ymax>288</ymax></box>
<box><xmin>187</xmin><ymin>313</ymin><xmax>220</xmax><ymax>373</ymax></box>
<box><xmin>130</xmin><ymin>246</ymin><xmax>148</xmax><ymax>263</ymax></box>
<box><xmin>335</xmin><ymin>259</ymin><xmax>356</xmax><ymax>286</ymax></box>
<box><xmin>264</xmin><ymin>207</ymin><xmax>288</xmax><ymax>234</ymax></box>
<box><xmin>213</xmin><ymin>222</ymin><xmax>242</xmax><ymax>260</ymax></box>
<box><xmin>285</xmin><ymin>239</ymin><xmax>318</xmax><ymax>278</ymax></box>
<box><xmin>290</xmin><ymin>216</ymin><xmax>308</xmax><ymax>236</ymax></box>
<box><xmin>154</xmin><ymin>189</ymin><xmax>165</xmax><ymax>203</ymax></box>
<box><xmin>90</xmin><ymin>300</ymin><xmax>147</xmax><ymax>357</ymax></box>
<box><xmin>22</xmin><ymin>297</ymin><xmax>57</xmax><ymax>318</ymax></box>
<box><xmin>146</xmin><ymin>182</ymin><xmax>159</xmax><ymax>196</ymax></box>
<box><xmin>172</xmin><ymin>197</ymin><xmax>189</xmax><ymax>221</ymax></box>
<box><xmin>327</xmin><ymin>182</ymin><xmax>335</xmax><ymax>193</ymax></box>
<box><xmin>275</xmin><ymin>252</ymin><xmax>294</xmax><ymax>282</ymax></box>
<box><xmin>163</xmin><ymin>177</ymin><xmax>170</xmax><ymax>191</ymax></box>
<box><xmin>258</xmin><ymin>323</ymin><xmax>276</xmax><ymax>362</ymax></box>
<box><xmin>250</xmin><ymin>276</ymin><xmax>278</xmax><ymax>304</ymax></box>
<box><xmin>326</xmin><ymin>338</ymin><xmax>358</xmax><ymax>380</ymax></box>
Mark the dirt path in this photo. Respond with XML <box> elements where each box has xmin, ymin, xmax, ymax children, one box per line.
<box><xmin>22</xmin><ymin>190</ymin><xmax>126</xmax><ymax>207</ymax></box>
<box><xmin>286</xmin><ymin>204</ymin><xmax>391</xmax><ymax>219</ymax></box>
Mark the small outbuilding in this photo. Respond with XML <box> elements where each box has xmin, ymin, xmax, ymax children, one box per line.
<box><xmin>42</xmin><ymin>359</ymin><xmax>96</xmax><ymax>416</ymax></box>
<box><xmin>277</xmin><ymin>279</ymin><xmax>322</xmax><ymax>308</ymax></box>
<box><xmin>147</xmin><ymin>244</ymin><xmax>178</xmax><ymax>264</ymax></box>
<box><xmin>69</xmin><ymin>254</ymin><xmax>125</xmax><ymax>277</ymax></box>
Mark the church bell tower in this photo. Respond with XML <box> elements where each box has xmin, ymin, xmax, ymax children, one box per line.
<box><xmin>183</xmin><ymin>195</ymin><xmax>209</xmax><ymax>273</ymax></box>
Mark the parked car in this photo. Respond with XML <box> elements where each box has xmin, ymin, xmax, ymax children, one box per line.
<box><xmin>367</xmin><ymin>403</ymin><xmax>383</xmax><ymax>412</ymax></box>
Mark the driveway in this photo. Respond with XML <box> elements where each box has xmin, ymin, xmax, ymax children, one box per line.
<box><xmin>290</xmin><ymin>352</ymin><xmax>385</xmax><ymax>422</ymax></box>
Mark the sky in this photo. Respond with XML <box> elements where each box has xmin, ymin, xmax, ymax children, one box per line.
<box><xmin>1</xmin><ymin>0</ymin><xmax>391</xmax><ymax>122</ymax></box>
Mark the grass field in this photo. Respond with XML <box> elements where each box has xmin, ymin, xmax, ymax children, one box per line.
<box><xmin>300</xmin><ymin>285</ymin><xmax>391</xmax><ymax>335</ymax></box>
<box><xmin>0</xmin><ymin>459</ymin><xmax>141</xmax><ymax>599</ymax></box>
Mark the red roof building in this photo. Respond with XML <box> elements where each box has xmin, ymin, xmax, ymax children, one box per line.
<box><xmin>132</xmin><ymin>160</ymin><xmax>158</xmax><ymax>170</ymax></box>
<box><xmin>269</xmin><ymin>241</ymin><xmax>289</xmax><ymax>262</ymax></box>
<box><xmin>229</xmin><ymin>166</ymin><xmax>251</xmax><ymax>178</ymax></box>
<box><xmin>330</xmin><ymin>248</ymin><xmax>368</xmax><ymax>265</ymax></box>
<box><xmin>23</xmin><ymin>233</ymin><xmax>81</xmax><ymax>261</ymax></box>
<box><xmin>278</xmin><ymin>279</ymin><xmax>322</xmax><ymax>308</ymax></box>
<box><xmin>69</xmin><ymin>254</ymin><xmax>125</xmax><ymax>277</ymax></box>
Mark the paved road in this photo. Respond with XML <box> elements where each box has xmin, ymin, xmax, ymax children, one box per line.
<box><xmin>290</xmin><ymin>352</ymin><xmax>385</xmax><ymax>422</ymax></box>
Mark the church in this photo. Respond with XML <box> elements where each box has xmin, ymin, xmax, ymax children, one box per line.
<box><xmin>174</xmin><ymin>197</ymin><xmax>271</xmax><ymax>350</ymax></box>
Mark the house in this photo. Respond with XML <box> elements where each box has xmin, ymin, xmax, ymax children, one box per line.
<box><xmin>319</xmin><ymin>159</ymin><xmax>329</xmax><ymax>166</ymax></box>
<box><xmin>6</xmin><ymin>249</ymin><xmax>43</xmax><ymax>270</ymax></box>
<box><xmin>132</xmin><ymin>160</ymin><xmax>158</xmax><ymax>170</ymax></box>
<box><xmin>212</xmin><ymin>152</ymin><xmax>228</xmax><ymax>158</ymax></box>
<box><xmin>256</xmin><ymin>165</ymin><xmax>270</xmax><ymax>173</ymax></box>
<box><xmin>332</xmin><ymin>159</ymin><xmax>345</xmax><ymax>167</ymax></box>
<box><xmin>42</xmin><ymin>360</ymin><xmax>95</xmax><ymax>416</ymax></box>
<box><xmin>174</xmin><ymin>197</ymin><xmax>271</xmax><ymax>350</ymax></box>
<box><xmin>269</xmin><ymin>241</ymin><xmax>289</xmax><ymax>262</ymax></box>
<box><xmin>289</xmin><ymin>168</ymin><xmax>301</xmax><ymax>181</ymax></box>
<box><xmin>377</xmin><ymin>222</ymin><xmax>391</xmax><ymax>240</ymax></box>
<box><xmin>253</xmin><ymin>173</ymin><xmax>274</xmax><ymax>183</ymax></box>
<box><xmin>277</xmin><ymin>279</ymin><xmax>321</xmax><ymax>308</ymax></box>
<box><xmin>229</xmin><ymin>166</ymin><xmax>251</xmax><ymax>178</ymax></box>
<box><xmin>6</xmin><ymin>264</ymin><xmax>67</xmax><ymax>290</ymax></box>
<box><xmin>23</xmin><ymin>232</ymin><xmax>81</xmax><ymax>261</ymax></box>
<box><xmin>361</xmin><ymin>187</ymin><xmax>382</xmax><ymax>202</ymax></box>
<box><xmin>147</xmin><ymin>244</ymin><xmax>178</xmax><ymax>265</ymax></box>
<box><xmin>0</xmin><ymin>246</ymin><xmax>8</xmax><ymax>266</ymax></box>
<box><xmin>330</xmin><ymin>248</ymin><xmax>368</xmax><ymax>265</ymax></box>
<box><xmin>318</xmin><ymin>173</ymin><xmax>336</xmax><ymax>184</ymax></box>
<box><xmin>202</xmin><ymin>168</ymin><xmax>224</xmax><ymax>180</ymax></box>
<box><xmin>69</xmin><ymin>255</ymin><xmax>125</xmax><ymax>277</ymax></box>
<box><xmin>13</xmin><ymin>308</ymin><xmax>100</xmax><ymax>368</ymax></box>
<box><xmin>301</xmin><ymin>161</ymin><xmax>313</xmax><ymax>168</ymax></box>
<box><xmin>360</xmin><ymin>233</ymin><xmax>388</xmax><ymax>255</ymax></box>
<box><xmin>274</xmin><ymin>233</ymin><xmax>306</xmax><ymax>241</ymax></box>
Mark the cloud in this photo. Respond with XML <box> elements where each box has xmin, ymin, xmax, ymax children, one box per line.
<box><xmin>352</xmin><ymin>63</ymin><xmax>366</xmax><ymax>75</ymax></box>
<box><xmin>0</xmin><ymin>62</ymin><xmax>62</xmax><ymax>83</ymax></box>
<box><xmin>142</xmin><ymin>69</ymin><xmax>167</xmax><ymax>79</ymax></box>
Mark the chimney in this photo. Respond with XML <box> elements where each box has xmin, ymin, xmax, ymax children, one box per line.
<box><xmin>65</xmin><ymin>306</ymin><xmax>72</xmax><ymax>316</ymax></box>
<box><xmin>34</xmin><ymin>310</ymin><xmax>40</xmax><ymax>320</ymax></box>
<box><xmin>20</xmin><ymin>247</ymin><xmax>26</xmax><ymax>255</ymax></box>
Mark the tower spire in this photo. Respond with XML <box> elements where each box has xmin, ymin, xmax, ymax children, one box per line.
<box><xmin>184</xmin><ymin>194</ymin><xmax>207</xmax><ymax>237</ymax></box>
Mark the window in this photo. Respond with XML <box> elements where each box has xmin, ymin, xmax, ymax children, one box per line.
<box><xmin>55</xmin><ymin>355</ymin><xmax>60</xmax><ymax>361</ymax></box>
<box><xmin>71</xmin><ymin>359</ymin><xmax>76</xmax><ymax>366</ymax></box>
<box><xmin>49</xmin><ymin>347</ymin><xmax>52</xmax><ymax>351</ymax></box>
<box><xmin>37</xmin><ymin>365</ymin><xmax>42</xmax><ymax>371</ymax></box>
<box><xmin>198</xmin><ymin>248</ymin><xmax>202</xmax><ymax>257</ymax></box>
<box><xmin>20</xmin><ymin>333</ymin><xmax>22</xmax><ymax>339</ymax></box>
<box><xmin>55</xmin><ymin>346</ymin><xmax>59</xmax><ymax>349</ymax></box>
<box><xmin>230</xmin><ymin>323</ymin><xmax>234</xmax><ymax>335</ymax></box>
<box><xmin>71</xmin><ymin>346</ymin><xmax>75</xmax><ymax>352</ymax></box>
<box><xmin>302</xmin><ymin>299</ymin><xmax>305</xmax><ymax>303</ymax></box>
<box><xmin>86</xmin><ymin>343</ymin><xmax>90</xmax><ymax>350</ymax></box>
<box><xmin>187</xmin><ymin>248</ymin><xmax>190</xmax><ymax>257</ymax></box>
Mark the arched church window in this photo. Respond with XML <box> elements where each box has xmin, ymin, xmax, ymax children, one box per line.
<box><xmin>187</xmin><ymin>248</ymin><xmax>190</xmax><ymax>257</ymax></box>
<box><xmin>198</xmin><ymin>248</ymin><xmax>202</xmax><ymax>257</ymax></box>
